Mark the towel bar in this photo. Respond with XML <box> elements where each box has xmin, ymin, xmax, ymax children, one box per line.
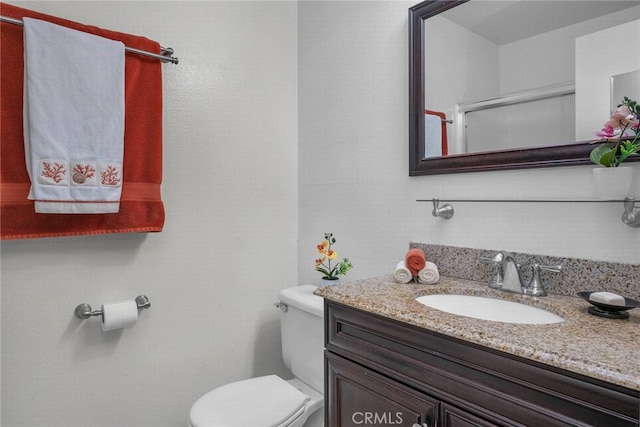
<box><xmin>0</xmin><ymin>15</ymin><xmax>179</xmax><ymax>64</ymax></box>
<box><xmin>74</xmin><ymin>295</ymin><xmax>151</xmax><ymax>319</ymax></box>
<box><xmin>419</xmin><ymin>198</ymin><xmax>640</xmax><ymax>228</ymax></box>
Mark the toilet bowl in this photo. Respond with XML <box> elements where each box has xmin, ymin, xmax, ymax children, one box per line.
<box><xmin>188</xmin><ymin>285</ymin><xmax>324</xmax><ymax>427</ymax></box>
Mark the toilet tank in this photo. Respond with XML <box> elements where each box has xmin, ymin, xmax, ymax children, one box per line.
<box><xmin>277</xmin><ymin>285</ymin><xmax>324</xmax><ymax>393</ymax></box>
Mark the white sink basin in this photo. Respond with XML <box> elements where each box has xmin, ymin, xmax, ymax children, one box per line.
<box><xmin>415</xmin><ymin>294</ymin><xmax>564</xmax><ymax>324</ymax></box>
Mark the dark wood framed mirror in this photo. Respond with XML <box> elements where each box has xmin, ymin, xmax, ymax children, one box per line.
<box><xmin>408</xmin><ymin>0</ymin><xmax>639</xmax><ymax>175</ymax></box>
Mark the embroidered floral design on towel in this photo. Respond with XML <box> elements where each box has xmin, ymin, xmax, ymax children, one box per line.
<box><xmin>100</xmin><ymin>164</ymin><xmax>122</xmax><ymax>187</ymax></box>
<box><xmin>36</xmin><ymin>161</ymin><xmax>122</xmax><ymax>187</ymax></box>
<box><xmin>71</xmin><ymin>163</ymin><xmax>96</xmax><ymax>186</ymax></box>
<box><xmin>38</xmin><ymin>160</ymin><xmax>68</xmax><ymax>185</ymax></box>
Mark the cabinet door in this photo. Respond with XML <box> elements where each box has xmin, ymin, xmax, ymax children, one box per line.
<box><xmin>440</xmin><ymin>403</ymin><xmax>504</xmax><ymax>427</ymax></box>
<box><xmin>326</xmin><ymin>352</ymin><xmax>438</xmax><ymax>427</ymax></box>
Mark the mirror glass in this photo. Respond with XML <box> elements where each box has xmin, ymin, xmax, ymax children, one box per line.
<box><xmin>409</xmin><ymin>0</ymin><xmax>640</xmax><ymax>175</ymax></box>
<box><xmin>612</xmin><ymin>70</ymin><xmax>640</xmax><ymax>113</ymax></box>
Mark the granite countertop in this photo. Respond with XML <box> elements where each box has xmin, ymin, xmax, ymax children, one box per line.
<box><xmin>315</xmin><ymin>275</ymin><xmax>640</xmax><ymax>392</ymax></box>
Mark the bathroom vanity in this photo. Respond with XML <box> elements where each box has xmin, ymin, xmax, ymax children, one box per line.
<box><xmin>316</xmin><ymin>277</ymin><xmax>640</xmax><ymax>427</ymax></box>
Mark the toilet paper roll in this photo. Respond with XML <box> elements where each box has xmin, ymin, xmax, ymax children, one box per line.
<box><xmin>101</xmin><ymin>300</ymin><xmax>138</xmax><ymax>331</ymax></box>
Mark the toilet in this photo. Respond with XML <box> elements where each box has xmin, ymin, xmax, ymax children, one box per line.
<box><xmin>188</xmin><ymin>285</ymin><xmax>325</xmax><ymax>427</ymax></box>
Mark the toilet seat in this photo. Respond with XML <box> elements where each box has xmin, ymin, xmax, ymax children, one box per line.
<box><xmin>189</xmin><ymin>375</ymin><xmax>310</xmax><ymax>427</ymax></box>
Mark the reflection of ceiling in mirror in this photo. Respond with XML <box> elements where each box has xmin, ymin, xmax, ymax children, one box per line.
<box><xmin>442</xmin><ymin>1</ymin><xmax>639</xmax><ymax>45</ymax></box>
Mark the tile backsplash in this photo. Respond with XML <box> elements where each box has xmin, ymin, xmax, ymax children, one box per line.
<box><xmin>411</xmin><ymin>243</ymin><xmax>640</xmax><ymax>301</ymax></box>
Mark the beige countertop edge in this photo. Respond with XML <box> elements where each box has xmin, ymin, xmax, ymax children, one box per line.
<box><xmin>315</xmin><ymin>275</ymin><xmax>640</xmax><ymax>392</ymax></box>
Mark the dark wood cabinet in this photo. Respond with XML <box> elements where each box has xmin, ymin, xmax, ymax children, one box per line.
<box><xmin>324</xmin><ymin>300</ymin><xmax>640</xmax><ymax>427</ymax></box>
<box><xmin>326</xmin><ymin>352</ymin><xmax>438</xmax><ymax>427</ymax></box>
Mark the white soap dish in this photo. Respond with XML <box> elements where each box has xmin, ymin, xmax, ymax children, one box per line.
<box><xmin>577</xmin><ymin>291</ymin><xmax>639</xmax><ymax>319</ymax></box>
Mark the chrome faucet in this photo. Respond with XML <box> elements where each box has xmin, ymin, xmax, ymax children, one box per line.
<box><xmin>479</xmin><ymin>251</ymin><xmax>524</xmax><ymax>293</ymax></box>
<box><xmin>479</xmin><ymin>251</ymin><xmax>562</xmax><ymax>296</ymax></box>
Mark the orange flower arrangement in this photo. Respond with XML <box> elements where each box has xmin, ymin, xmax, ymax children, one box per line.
<box><xmin>315</xmin><ymin>233</ymin><xmax>353</xmax><ymax>280</ymax></box>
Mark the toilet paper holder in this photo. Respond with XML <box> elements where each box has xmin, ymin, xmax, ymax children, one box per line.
<box><xmin>74</xmin><ymin>295</ymin><xmax>151</xmax><ymax>319</ymax></box>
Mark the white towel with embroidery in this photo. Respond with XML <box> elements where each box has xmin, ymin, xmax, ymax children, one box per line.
<box><xmin>23</xmin><ymin>17</ymin><xmax>125</xmax><ymax>213</ymax></box>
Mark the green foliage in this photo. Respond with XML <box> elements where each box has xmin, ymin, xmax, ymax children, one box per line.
<box><xmin>590</xmin><ymin>144</ymin><xmax>619</xmax><ymax>167</ymax></box>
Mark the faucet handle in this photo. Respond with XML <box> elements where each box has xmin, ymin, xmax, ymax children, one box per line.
<box><xmin>478</xmin><ymin>251</ymin><xmax>504</xmax><ymax>265</ymax></box>
<box><xmin>539</xmin><ymin>264</ymin><xmax>562</xmax><ymax>274</ymax></box>
<box><xmin>523</xmin><ymin>263</ymin><xmax>562</xmax><ymax>297</ymax></box>
<box><xmin>479</xmin><ymin>252</ymin><xmax>504</xmax><ymax>289</ymax></box>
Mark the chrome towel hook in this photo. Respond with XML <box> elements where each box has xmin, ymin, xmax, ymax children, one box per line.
<box><xmin>74</xmin><ymin>295</ymin><xmax>151</xmax><ymax>319</ymax></box>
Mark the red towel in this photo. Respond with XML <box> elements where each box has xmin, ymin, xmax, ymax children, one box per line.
<box><xmin>425</xmin><ymin>110</ymin><xmax>448</xmax><ymax>156</ymax></box>
<box><xmin>1</xmin><ymin>3</ymin><xmax>164</xmax><ymax>239</ymax></box>
<box><xmin>405</xmin><ymin>248</ymin><xmax>426</xmax><ymax>276</ymax></box>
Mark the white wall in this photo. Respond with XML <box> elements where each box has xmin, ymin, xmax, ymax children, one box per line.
<box><xmin>425</xmin><ymin>15</ymin><xmax>499</xmax><ymax>122</ymax></box>
<box><xmin>1</xmin><ymin>2</ymin><xmax>298</xmax><ymax>426</ymax></box>
<box><xmin>297</xmin><ymin>0</ymin><xmax>640</xmax><ymax>290</ymax></box>
<box><xmin>500</xmin><ymin>6</ymin><xmax>640</xmax><ymax>96</ymax></box>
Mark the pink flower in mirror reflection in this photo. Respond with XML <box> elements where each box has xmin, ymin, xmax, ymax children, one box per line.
<box><xmin>597</xmin><ymin>105</ymin><xmax>639</xmax><ymax>139</ymax></box>
<box><xmin>606</xmin><ymin>105</ymin><xmax>639</xmax><ymax>129</ymax></box>
<box><xmin>595</xmin><ymin>125</ymin><xmax>617</xmax><ymax>139</ymax></box>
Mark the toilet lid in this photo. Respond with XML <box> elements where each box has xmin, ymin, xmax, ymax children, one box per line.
<box><xmin>189</xmin><ymin>375</ymin><xmax>310</xmax><ymax>427</ymax></box>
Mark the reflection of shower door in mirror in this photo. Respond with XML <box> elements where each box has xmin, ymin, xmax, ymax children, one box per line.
<box><xmin>611</xmin><ymin>70</ymin><xmax>640</xmax><ymax>113</ymax></box>
<box><xmin>463</xmin><ymin>92</ymin><xmax>576</xmax><ymax>154</ymax></box>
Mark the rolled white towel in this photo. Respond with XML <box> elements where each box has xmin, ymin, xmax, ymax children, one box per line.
<box><xmin>417</xmin><ymin>262</ymin><xmax>440</xmax><ymax>285</ymax></box>
<box><xmin>393</xmin><ymin>260</ymin><xmax>413</xmax><ymax>284</ymax></box>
